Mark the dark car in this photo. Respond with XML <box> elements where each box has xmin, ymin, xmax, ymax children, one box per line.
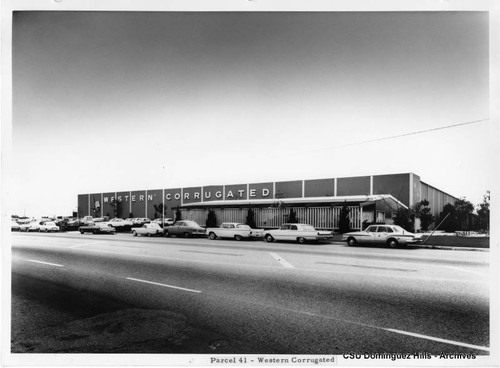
<box><xmin>79</xmin><ymin>222</ymin><xmax>116</xmax><ymax>235</ymax></box>
<box><xmin>164</xmin><ymin>220</ymin><xmax>206</xmax><ymax>237</ymax></box>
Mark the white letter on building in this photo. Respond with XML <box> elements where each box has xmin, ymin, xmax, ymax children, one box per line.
<box><xmin>215</xmin><ymin>191</ymin><xmax>222</xmax><ymax>199</ymax></box>
<box><xmin>139</xmin><ymin>195</ymin><xmax>145</xmax><ymax>201</ymax></box>
<box><xmin>204</xmin><ymin>191</ymin><xmax>211</xmax><ymax>199</ymax></box>
<box><xmin>166</xmin><ymin>194</ymin><xmax>172</xmax><ymax>200</ymax></box>
<box><xmin>131</xmin><ymin>195</ymin><xmax>136</xmax><ymax>202</ymax></box>
<box><xmin>262</xmin><ymin>188</ymin><xmax>270</xmax><ymax>197</ymax></box>
<box><xmin>147</xmin><ymin>194</ymin><xmax>153</xmax><ymax>201</ymax></box>
<box><xmin>174</xmin><ymin>193</ymin><xmax>181</xmax><ymax>200</ymax></box>
<box><xmin>184</xmin><ymin>192</ymin><xmax>190</xmax><ymax>200</ymax></box>
<box><xmin>194</xmin><ymin>192</ymin><xmax>200</xmax><ymax>200</ymax></box>
<box><xmin>226</xmin><ymin>191</ymin><xmax>234</xmax><ymax>198</ymax></box>
<box><xmin>249</xmin><ymin>189</ymin><xmax>256</xmax><ymax>197</ymax></box>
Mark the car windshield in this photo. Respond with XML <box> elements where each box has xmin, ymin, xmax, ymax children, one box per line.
<box><xmin>97</xmin><ymin>223</ymin><xmax>110</xmax><ymax>228</ymax></box>
<box><xmin>45</xmin><ymin>222</ymin><xmax>56</xmax><ymax>226</ymax></box>
<box><xmin>236</xmin><ymin>224</ymin><xmax>251</xmax><ymax>230</ymax></box>
<box><xmin>183</xmin><ymin>221</ymin><xmax>199</xmax><ymax>227</ymax></box>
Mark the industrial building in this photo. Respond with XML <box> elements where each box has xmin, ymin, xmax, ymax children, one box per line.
<box><xmin>77</xmin><ymin>173</ymin><xmax>457</xmax><ymax>230</ymax></box>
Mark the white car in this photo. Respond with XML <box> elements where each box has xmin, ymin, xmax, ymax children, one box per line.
<box><xmin>152</xmin><ymin>218</ymin><xmax>174</xmax><ymax>227</ymax></box>
<box><xmin>19</xmin><ymin>222</ymin><xmax>41</xmax><ymax>232</ymax></box>
<box><xmin>105</xmin><ymin>218</ymin><xmax>133</xmax><ymax>228</ymax></box>
<box><xmin>39</xmin><ymin>221</ymin><xmax>60</xmax><ymax>232</ymax></box>
<box><xmin>263</xmin><ymin>223</ymin><xmax>333</xmax><ymax>244</ymax></box>
<box><xmin>342</xmin><ymin>224</ymin><xmax>423</xmax><ymax>248</ymax></box>
<box><xmin>132</xmin><ymin>223</ymin><xmax>164</xmax><ymax>237</ymax></box>
<box><xmin>11</xmin><ymin>220</ymin><xmax>20</xmax><ymax>232</ymax></box>
<box><xmin>206</xmin><ymin>222</ymin><xmax>264</xmax><ymax>241</ymax></box>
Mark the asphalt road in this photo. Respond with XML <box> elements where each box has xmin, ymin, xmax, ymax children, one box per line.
<box><xmin>11</xmin><ymin>232</ymin><xmax>490</xmax><ymax>354</ymax></box>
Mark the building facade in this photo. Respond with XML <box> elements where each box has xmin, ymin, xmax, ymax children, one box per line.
<box><xmin>77</xmin><ymin>173</ymin><xmax>457</xmax><ymax>230</ymax></box>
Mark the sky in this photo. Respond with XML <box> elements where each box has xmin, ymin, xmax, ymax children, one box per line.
<box><xmin>9</xmin><ymin>10</ymin><xmax>492</xmax><ymax>218</ymax></box>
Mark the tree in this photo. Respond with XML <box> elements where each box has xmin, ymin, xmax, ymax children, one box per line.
<box><xmin>439</xmin><ymin>198</ymin><xmax>475</xmax><ymax>232</ymax></box>
<box><xmin>288</xmin><ymin>208</ymin><xmax>299</xmax><ymax>223</ymax></box>
<box><xmin>206</xmin><ymin>209</ymin><xmax>217</xmax><ymax>228</ymax></box>
<box><xmin>477</xmin><ymin>191</ymin><xmax>490</xmax><ymax>233</ymax></box>
<box><xmin>246</xmin><ymin>208</ymin><xmax>256</xmax><ymax>228</ymax></box>
<box><xmin>392</xmin><ymin>206</ymin><xmax>415</xmax><ymax>232</ymax></box>
<box><xmin>414</xmin><ymin>199</ymin><xmax>434</xmax><ymax>231</ymax></box>
<box><xmin>455</xmin><ymin>198</ymin><xmax>474</xmax><ymax>231</ymax></box>
<box><xmin>338</xmin><ymin>203</ymin><xmax>351</xmax><ymax>233</ymax></box>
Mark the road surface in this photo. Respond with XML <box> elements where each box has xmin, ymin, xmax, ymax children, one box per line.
<box><xmin>11</xmin><ymin>232</ymin><xmax>489</xmax><ymax>354</ymax></box>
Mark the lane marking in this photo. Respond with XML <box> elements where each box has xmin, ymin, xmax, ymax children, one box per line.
<box><xmin>269</xmin><ymin>252</ymin><xmax>295</xmax><ymax>269</ymax></box>
<box><xmin>317</xmin><ymin>261</ymin><xmax>417</xmax><ymax>272</ymax></box>
<box><xmin>383</xmin><ymin>327</ymin><xmax>490</xmax><ymax>352</ymax></box>
<box><xmin>232</xmin><ymin>298</ymin><xmax>489</xmax><ymax>352</ymax></box>
<box><xmin>125</xmin><ymin>277</ymin><xmax>202</xmax><ymax>294</ymax></box>
<box><xmin>26</xmin><ymin>259</ymin><xmax>64</xmax><ymax>267</ymax></box>
<box><xmin>444</xmin><ymin>265</ymin><xmax>487</xmax><ymax>277</ymax></box>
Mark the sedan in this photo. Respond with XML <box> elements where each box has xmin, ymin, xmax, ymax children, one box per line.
<box><xmin>263</xmin><ymin>223</ymin><xmax>333</xmax><ymax>244</ymax></box>
<box><xmin>342</xmin><ymin>224</ymin><xmax>423</xmax><ymax>248</ymax></box>
<box><xmin>11</xmin><ymin>220</ymin><xmax>20</xmax><ymax>232</ymax></box>
<box><xmin>132</xmin><ymin>223</ymin><xmax>164</xmax><ymax>237</ymax></box>
<box><xmin>164</xmin><ymin>220</ymin><xmax>206</xmax><ymax>238</ymax></box>
<box><xmin>79</xmin><ymin>222</ymin><xmax>116</xmax><ymax>235</ymax></box>
<box><xmin>39</xmin><ymin>221</ymin><xmax>60</xmax><ymax>232</ymax></box>
<box><xmin>19</xmin><ymin>222</ymin><xmax>40</xmax><ymax>232</ymax></box>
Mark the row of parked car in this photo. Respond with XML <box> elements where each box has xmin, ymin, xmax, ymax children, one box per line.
<box><xmin>12</xmin><ymin>216</ymin><xmax>424</xmax><ymax>247</ymax></box>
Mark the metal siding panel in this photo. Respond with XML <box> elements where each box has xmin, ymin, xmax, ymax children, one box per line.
<box><xmin>146</xmin><ymin>189</ymin><xmax>163</xmax><ymax>219</ymax></box>
<box><xmin>337</xmin><ymin>176</ymin><xmax>371</xmax><ymax>197</ymax></box>
<box><xmin>130</xmin><ymin>190</ymin><xmax>146</xmax><ymax>218</ymax></box>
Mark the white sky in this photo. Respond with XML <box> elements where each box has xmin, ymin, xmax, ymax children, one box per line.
<box><xmin>4</xmin><ymin>5</ymin><xmax>496</xmax><ymax>219</ymax></box>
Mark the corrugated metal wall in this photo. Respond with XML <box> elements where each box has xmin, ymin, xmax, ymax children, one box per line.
<box><xmin>180</xmin><ymin>206</ymin><xmax>362</xmax><ymax>230</ymax></box>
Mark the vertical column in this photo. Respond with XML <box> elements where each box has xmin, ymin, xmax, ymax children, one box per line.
<box><xmin>334</xmin><ymin>178</ymin><xmax>338</xmax><ymax>196</ymax></box>
<box><xmin>409</xmin><ymin>173</ymin><xmax>414</xmax><ymax>206</ymax></box>
<box><xmin>370</xmin><ymin>176</ymin><xmax>373</xmax><ymax>195</ymax></box>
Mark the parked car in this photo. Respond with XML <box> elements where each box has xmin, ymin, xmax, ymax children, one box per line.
<box><xmin>79</xmin><ymin>222</ymin><xmax>116</xmax><ymax>235</ymax></box>
<box><xmin>164</xmin><ymin>220</ymin><xmax>206</xmax><ymax>238</ymax></box>
<box><xmin>11</xmin><ymin>220</ymin><xmax>20</xmax><ymax>232</ymax></box>
<box><xmin>342</xmin><ymin>224</ymin><xmax>423</xmax><ymax>248</ymax></box>
<box><xmin>206</xmin><ymin>222</ymin><xmax>264</xmax><ymax>241</ymax></box>
<box><xmin>130</xmin><ymin>218</ymin><xmax>151</xmax><ymax>227</ymax></box>
<box><xmin>152</xmin><ymin>218</ymin><xmax>174</xmax><ymax>227</ymax></box>
<box><xmin>105</xmin><ymin>218</ymin><xmax>133</xmax><ymax>228</ymax></box>
<box><xmin>39</xmin><ymin>221</ymin><xmax>60</xmax><ymax>232</ymax></box>
<box><xmin>27</xmin><ymin>222</ymin><xmax>41</xmax><ymax>232</ymax></box>
<box><xmin>263</xmin><ymin>223</ymin><xmax>333</xmax><ymax>244</ymax></box>
<box><xmin>132</xmin><ymin>223</ymin><xmax>164</xmax><ymax>237</ymax></box>
<box><xmin>19</xmin><ymin>221</ymin><xmax>40</xmax><ymax>232</ymax></box>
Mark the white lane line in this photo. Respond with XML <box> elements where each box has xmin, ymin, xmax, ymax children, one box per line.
<box><xmin>26</xmin><ymin>259</ymin><xmax>64</xmax><ymax>268</ymax></box>
<box><xmin>383</xmin><ymin>327</ymin><xmax>490</xmax><ymax>352</ymax></box>
<box><xmin>125</xmin><ymin>277</ymin><xmax>202</xmax><ymax>294</ymax></box>
<box><xmin>269</xmin><ymin>252</ymin><xmax>295</xmax><ymax>269</ymax></box>
<box><xmin>249</xmin><ymin>302</ymin><xmax>490</xmax><ymax>352</ymax></box>
<box><xmin>444</xmin><ymin>265</ymin><xmax>487</xmax><ymax>276</ymax></box>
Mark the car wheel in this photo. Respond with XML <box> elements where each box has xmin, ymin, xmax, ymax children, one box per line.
<box><xmin>209</xmin><ymin>232</ymin><xmax>217</xmax><ymax>240</ymax></box>
<box><xmin>133</xmin><ymin>231</ymin><xmax>137</xmax><ymax>237</ymax></box>
<box><xmin>184</xmin><ymin>232</ymin><xmax>190</xmax><ymax>238</ymax></box>
<box><xmin>147</xmin><ymin>233</ymin><xmax>151</xmax><ymax>237</ymax></box>
<box><xmin>265</xmin><ymin>234</ymin><xmax>274</xmax><ymax>243</ymax></box>
<box><xmin>92</xmin><ymin>230</ymin><xmax>97</xmax><ymax>234</ymax></box>
<box><xmin>347</xmin><ymin>237</ymin><xmax>357</xmax><ymax>247</ymax></box>
<box><xmin>297</xmin><ymin>237</ymin><xmax>306</xmax><ymax>244</ymax></box>
<box><xmin>387</xmin><ymin>238</ymin><xmax>399</xmax><ymax>248</ymax></box>
<box><xmin>235</xmin><ymin>235</ymin><xmax>243</xmax><ymax>241</ymax></box>
<box><xmin>164</xmin><ymin>230</ymin><xmax>170</xmax><ymax>237</ymax></box>
<box><xmin>80</xmin><ymin>230</ymin><xmax>84</xmax><ymax>234</ymax></box>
